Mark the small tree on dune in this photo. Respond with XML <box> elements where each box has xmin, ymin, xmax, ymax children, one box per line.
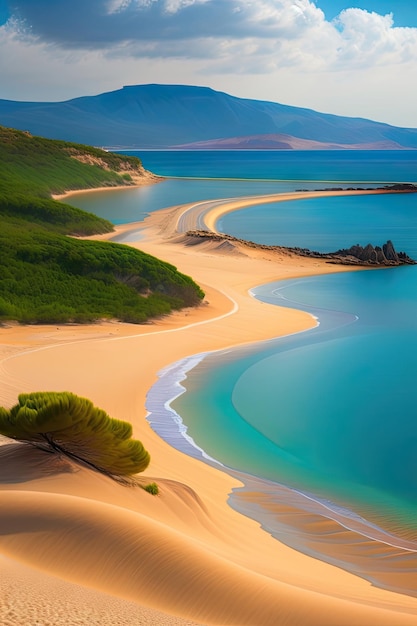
<box><xmin>0</xmin><ymin>391</ymin><xmax>150</xmax><ymax>479</ymax></box>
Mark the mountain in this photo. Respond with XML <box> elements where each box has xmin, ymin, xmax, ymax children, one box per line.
<box><xmin>174</xmin><ymin>133</ymin><xmax>405</xmax><ymax>151</ymax></box>
<box><xmin>1</xmin><ymin>84</ymin><xmax>417</xmax><ymax>149</ymax></box>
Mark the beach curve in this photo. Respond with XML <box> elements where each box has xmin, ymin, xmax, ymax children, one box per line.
<box><xmin>2</xmin><ymin>189</ymin><xmax>417</xmax><ymax>624</ymax></box>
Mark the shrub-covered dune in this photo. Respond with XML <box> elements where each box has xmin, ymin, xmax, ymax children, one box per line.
<box><xmin>0</xmin><ymin>126</ymin><xmax>204</xmax><ymax>324</ymax></box>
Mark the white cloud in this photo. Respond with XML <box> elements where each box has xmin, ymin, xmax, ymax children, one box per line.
<box><xmin>334</xmin><ymin>9</ymin><xmax>417</xmax><ymax>67</ymax></box>
<box><xmin>164</xmin><ymin>0</ymin><xmax>210</xmax><ymax>14</ymax></box>
<box><xmin>1</xmin><ymin>1</ymin><xmax>417</xmax><ymax>127</ymax></box>
<box><xmin>4</xmin><ymin>2</ymin><xmax>417</xmax><ymax>72</ymax></box>
<box><xmin>106</xmin><ymin>0</ymin><xmax>210</xmax><ymax>16</ymax></box>
<box><xmin>106</xmin><ymin>0</ymin><xmax>132</xmax><ymax>14</ymax></box>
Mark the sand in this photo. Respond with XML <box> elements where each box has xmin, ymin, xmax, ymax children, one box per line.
<box><xmin>1</xmin><ymin>189</ymin><xmax>417</xmax><ymax>625</ymax></box>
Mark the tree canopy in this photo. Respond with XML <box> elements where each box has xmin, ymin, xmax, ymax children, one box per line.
<box><xmin>0</xmin><ymin>124</ymin><xmax>204</xmax><ymax>323</ymax></box>
<box><xmin>0</xmin><ymin>391</ymin><xmax>150</xmax><ymax>478</ymax></box>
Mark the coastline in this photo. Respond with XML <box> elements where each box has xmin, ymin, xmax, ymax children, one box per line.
<box><xmin>2</xmin><ymin>190</ymin><xmax>417</xmax><ymax>624</ymax></box>
<box><xmin>201</xmin><ymin>188</ymin><xmax>396</xmax><ymax>234</ymax></box>
<box><xmin>51</xmin><ymin>169</ymin><xmax>163</xmax><ymax>200</ymax></box>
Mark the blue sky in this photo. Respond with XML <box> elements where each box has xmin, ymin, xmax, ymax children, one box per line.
<box><xmin>0</xmin><ymin>1</ymin><xmax>416</xmax><ymax>127</ymax></box>
<box><xmin>315</xmin><ymin>1</ymin><xmax>417</xmax><ymax>27</ymax></box>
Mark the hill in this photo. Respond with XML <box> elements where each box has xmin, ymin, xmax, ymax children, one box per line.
<box><xmin>175</xmin><ymin>133</ymin><xmax>404</xmax><ymax>151</ymax></box>
<box><xmin>0</xmin><ymin>84</ymin><xmax>417</xmax><ymax>149</ymax></box>
<box><xmin>0</xmin><ymin>126</ymin><xmax>204</xmax><ymax>324</ymax></box>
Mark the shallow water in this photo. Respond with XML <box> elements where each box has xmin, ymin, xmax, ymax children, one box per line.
<box><xmin>173</xmin><ymin>267</ymin><xmax>417</xmax><ymax>538</ymax></box>
<box><xmin>68</xmin><ymin>149</ymin><xmax>417</xmax><ymax>224</ymax></box>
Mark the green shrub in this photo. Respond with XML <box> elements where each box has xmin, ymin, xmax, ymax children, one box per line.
<box><xmin>143</xmin><ymin>482</ymin><xmax>159</xmax><ymax>495</ymax></box>
<box><xmin>0</xmin><ymin>391</ymin><xmax>150</xmax><ymax>478</ymax></box>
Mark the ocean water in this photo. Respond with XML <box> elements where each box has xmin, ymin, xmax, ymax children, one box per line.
<box><xmin>66</xmin><ymin>177</ymin><xmax>312</xmax><ymax>225</ymax></box>
<box><xmin>70</xmin><ymin>151</ymin><xmax>417</xmax><ymax>584</ymax></box>
<box><xmin>173</xmin><ymin>267</ymin><xmax>417</xmax><ymax>536</ymax></box>
<box><xmin>69</xmin><ymin>149</ymin><xmax>416</xmax><ymax>225</ymax></box>
<box><xmin>218</xmin><ymin>192</ymin><xmax>417</xmax><ymax>253</ymax></box>
<box><xmin>131</xmin><ymin>149</ymin><xmax>417</xmax><ymax>184</ymax></box>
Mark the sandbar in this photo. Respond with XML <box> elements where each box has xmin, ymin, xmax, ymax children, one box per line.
<box><xmin>1</xmin><ymin>189</ymin><xmax>417</xmax><ymax>625</ymax></box>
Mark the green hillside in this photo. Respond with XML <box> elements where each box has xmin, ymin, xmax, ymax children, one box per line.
<box><xmin>0</xmin><ymin>126</ymin><xmax>204</xmax><ymax>324</ymax></box>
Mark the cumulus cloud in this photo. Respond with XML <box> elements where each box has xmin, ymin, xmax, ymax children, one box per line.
<box><xmin>2</xmin><ymin>0</ymin><xmax>417</xmax><ymax>125</ymax></box>
<box><xmin>5</xmin><ymin>0</ymin><xmax>416</xmax><ymax>71</ymax></box>
<box><xmin>334</xmin><ymin>9</ymin><xmax>417</xmax><ymax>66</ymax></box>
<box><xmin>9</xmin><ymin>0</ymin><xmax>325</xmax><ymax>45</ymax></box>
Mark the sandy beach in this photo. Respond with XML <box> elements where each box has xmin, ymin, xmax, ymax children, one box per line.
<box><xmin>51</xmin><ymin>169</ymin><xmax>163</xmax><ymax>200</ymax></box>
<box><xmin>2</xmin><ymin>189</ymin><xmax>417</xmax><ymax>625</ymax></box>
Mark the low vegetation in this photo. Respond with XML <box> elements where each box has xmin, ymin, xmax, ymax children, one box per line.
<box><xmin>0</xmin><ymin>391</ymin><xmax>150</xmax><ymax>479</ymax></box>
<box><xmin>1</xmin><ymin>220</ymin><xmax>204</xmax><ymax>323</ymax></box>
<box><xmin>0</xmin><ymin>126</ymin><xmax>204</xmax><ymax>323</ymax></box>
<box><xmin>0</xmin><ymin>125</ymin><xmax>145</xmax><ymax>199</ymax></box>
<box><xmin>143</xmin><ymin>482</ymin><xmax>160</xmax><ymax>495</ymax></box>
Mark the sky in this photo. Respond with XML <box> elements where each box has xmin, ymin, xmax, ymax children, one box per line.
<box><xmin>0</xmin><ymin>1</ymin><xmax>416</xmax><ymax>128</ymax></box>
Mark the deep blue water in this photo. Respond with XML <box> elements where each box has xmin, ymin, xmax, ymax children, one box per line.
<box><xmin>218</xmin><ymin>192</ymin><xmax>417</xmax><ymax>253</ymax></box>
<box><xmin>71</xmin><ymin>150</ymin><xmax>417</xmax><ymax>539</ymax></box>
<box><xmin>128</xmin><ymin>149</ymin><xmax>417</xmax><ymax>184</ymax></box>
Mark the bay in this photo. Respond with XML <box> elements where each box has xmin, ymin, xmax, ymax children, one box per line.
<box><xmin>218</xmin><ymin>192</ymin><xmax>417</xmax><ymax>254</ymax></box>
<box><xmin>70</xmin><ymin>150</ymin><xmax>417</xmax><ymax>571</ymax></box>
<box><xmin>173</xmin><ymin>267</ymin><xmax>417</xmax><ymax>538</ymax></box>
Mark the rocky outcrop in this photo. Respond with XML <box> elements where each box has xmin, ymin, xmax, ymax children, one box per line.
<box><xmin>184</xmin><ymin>231</ymin><xmax>416</xmax><ymax>266</ymax></box>
<box><xmin>296</xmin><ymin>183</ymin><xmax>417</xmax><ymax>193</ymax></box>
<box><xmin>331</xmin><ymin>240</ymin><xmax>415</xmax><ymax>265</ymax></box>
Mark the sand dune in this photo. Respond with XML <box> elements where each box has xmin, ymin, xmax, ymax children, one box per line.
<box><xmin>2</xmin><ymin>487</ymin><xmax>417</xmax><ymax>626</ymax></box>
<box><xmin>1</xmin><ymin>546</ymin><xmax>201</xmax><ymax>626</ymax></box>
<box><xmin>2</xmin><ymin>191</ymin><xmax>417</xmax><ymax>624</ymax></box>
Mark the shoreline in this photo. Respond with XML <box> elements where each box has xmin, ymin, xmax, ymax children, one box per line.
<box><xmin>146</xmin><ymin>345</ymin><xmax>417</xmax><ymax>554</ymax></box>
<box><xmin>51</xmin><ymin>169</ymin><xmax>163</xmax><ymax>200</ymax></box>
<box><xmin>144</xmin><ymin>249</ymin><xmax>417</xmax><ymax>595</ymax></box>
<box><xmin>2</xmin><ymin>189</ymin><xmax>417</xmax><ymax>624</ymax></box>
<box><xmin>200</xmin><ymin>187</ymin><xmax>409</xmax><ymax>233</ymax></box>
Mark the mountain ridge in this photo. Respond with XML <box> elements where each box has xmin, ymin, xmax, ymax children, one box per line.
<box><xmin>1</xmin><ymin>84</ymin><xmax>417</xmax><ymax>149</ymax></box>
<box><xmin>172</xmin><ymin>133</ymin><xmax>407</xmax><ymax>151</ymax></box>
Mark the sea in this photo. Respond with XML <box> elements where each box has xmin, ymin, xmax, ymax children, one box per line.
<box><xmin>70</xmin><ymin>150</ymin><xmax>417</xmax><ymax>592</ymax></box>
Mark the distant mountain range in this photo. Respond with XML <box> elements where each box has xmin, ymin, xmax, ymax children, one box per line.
<box><xmin>1</xmin><ymin>84</ymin><xmax>417</xmax><ymax>150</ymax></box>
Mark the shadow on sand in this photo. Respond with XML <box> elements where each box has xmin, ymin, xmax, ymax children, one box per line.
<box><xmin>0</xmin><ymin>440</ymin><xmax>76</xmax><ymax>484</ymax></box>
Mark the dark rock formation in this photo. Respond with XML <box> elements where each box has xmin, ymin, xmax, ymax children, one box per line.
<box><xmin>296</xmin><ymin>184</ymin><xmax>417</xmax><ymax>193</ymax></box>
<box><xmin>383</xmin><ymin>240</ymin><xmax>399</xmax><ymax>262</ymax></box>
<box><xmin>382</xmin><ymin>183</ymin><xmax>417</xmax><ymax>192</ymax></box>
<box><xmin>331</xmin><ymin>240</ymin><xmax>415</xmax><ymax>265</ymax></box>
<box><xmin>184</xmin><ymin>231</ymin><xmax>416</xmax><ymax>266</ymax></box>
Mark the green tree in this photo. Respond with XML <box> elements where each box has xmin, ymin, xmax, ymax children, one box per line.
<box><xmin>0</xmin><ymin>125</ymin><xmax>205</xmax><ymax>324</ymax></box>
<box><xmin>0</xmin><ymin>391</ymin><xmax>150</xmax><ymax>478</ymax></box>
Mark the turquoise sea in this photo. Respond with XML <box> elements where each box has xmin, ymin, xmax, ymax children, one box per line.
<box><xmin>70</xmin><ymin>151</ymin><xmax>417</xmax><ymax>591</ymax></box>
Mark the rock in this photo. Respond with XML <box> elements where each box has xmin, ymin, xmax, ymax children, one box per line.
<box><xmin>383</xmin><ymin>240</ymin><xmax>399</xmax><ymax>263</ymax></box>
<box><xmin>184</xmin><ymin>231</ymin><xmax>416</xmax><ymax>266</ymax></box>
<box><xmin>320</xmin><ymin>240</ymin><xmax>415</xmax><ymax>266</ymax></box>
